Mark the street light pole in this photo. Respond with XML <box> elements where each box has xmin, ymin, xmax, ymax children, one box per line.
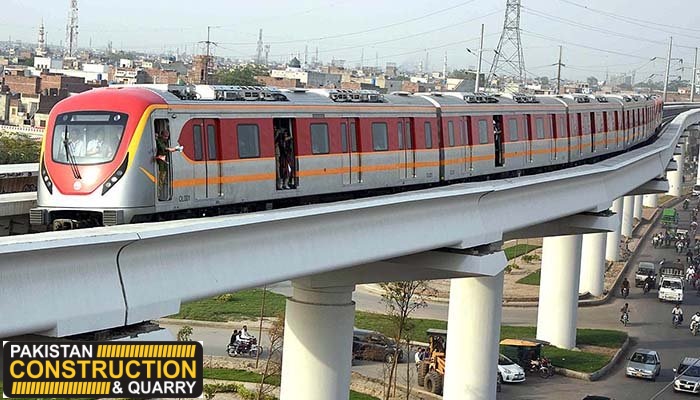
<box><xmin>556</xmin><ymin>46</ymin><xmax>563</xmax><ymax>95</ymax></box>
<box><xmin>663</xmin><ymin>36</ymin><xmax>673</xmax><ymax>102</ymax></box>
<box><xmin>475</xmin><ymin>24</ymin><xmax>484</xmax><ymax>93</ymax></box>
<box><xmin>692</xmin><ymin>47</ymin><xmax>698</xmax><ymax>102</ymax></box>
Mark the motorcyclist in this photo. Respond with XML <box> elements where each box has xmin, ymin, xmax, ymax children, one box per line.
<box><xmin>691</xmin><ymin>312</ymin><xmax>700</xmax><ymax>332</ymax></box>
<box><xmin>621</xmin><ymin>278</ymin><xmax>630</xmax><ymax>297</ymax></box>
<box><xmin>672</xmin><ymin>304</ymin><xmax>684</xmax><ymax>325</ymax></box>
<box><xmin>239</xmin><ymin>325</ymin><xmax>253</xmax><ymax>340</ymax></box>
<box><xmin>644</xmin><ymin>274</ymin><xmax>655</xmax><ymax>292</ymax></box>
<box><xmin>684</xmin><ymin>198</ymin><xmax>690</xmax><ymax>209</ymax></box>
<box><xmin>620</xmin><ymin>303</ymin><xmax>630</xmax><ymax>324</ymax></box>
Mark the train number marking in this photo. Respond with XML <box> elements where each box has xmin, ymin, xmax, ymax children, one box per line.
<box><xmin>178</xmin><ymin>195</ymin><xmax>191</xmax><ymax>202</ymax></box>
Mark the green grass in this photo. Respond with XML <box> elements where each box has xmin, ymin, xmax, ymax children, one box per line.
<box><xmin>172</xmin><ymin>289</ymin><xmax>286</xmax><ymax>321</ymax></box>
<box><xmin>516</xmin><ymin>269</ymin><xmax>541</xmax><ymax>285</ymax></box>
<box><xmin>203</xmin><ymin>368</ymin><xmax>378</xmax><ymax>400</ymax></box>
<box><xmin>504</xmin><ymin>244</ymin><xmax>540</xmax><ymax>260</ymax></box>
<box><xmin>204</xmin><ymin>367</ymin><xmax>280</xmax><ymax>385</ymax></box>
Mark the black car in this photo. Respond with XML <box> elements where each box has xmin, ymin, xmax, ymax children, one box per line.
<box><xmin>352</xmin><ymin>328</ymin><xmax>404</xmax><ymax>363</ymax></box>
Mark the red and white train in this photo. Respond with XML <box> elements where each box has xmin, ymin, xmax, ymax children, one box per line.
<box><xmin>30</xmin><ymin>85</ymin><xmax>663</xmax><ymax>229</ymax></box>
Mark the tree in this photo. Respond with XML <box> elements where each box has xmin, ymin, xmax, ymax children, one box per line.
<box><xmin>586</xmin><ymin>76</ymin><xmax>599</xmax><ymax>90</ymax></box>
<box><xmin>538</xmin><ymin>76</ymin><xmax>549</xmax><ymax>86</ymax></box>
<box><xmin>177</xmin><ymin>325</ymin><xmax>193</xmax><ymax>341</ymax></box>
<box><xmin>379</xmin><ymin>281</ymin><xmax>434</xmax><ymax>400</ymax></box>
<box><xmin>214</xmin><ymin>64</ymin><xmax>270</xmax><ymax>86</ymax></box>
<box><xmin>0</xmin><ymin>133</ymin><xmax>41</xmax><ymax>164</ymax></box>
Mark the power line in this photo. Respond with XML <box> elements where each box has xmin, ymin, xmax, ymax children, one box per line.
<box><xmin>520</xmin><ymin>29</ymin><xmax>650</xmax><ymax>60</ymax></box>
<box><xmin>558</xmin><ymin>0</ymin><xmax>700</xmax><ymax>40</ymax></box>
<box><xmin>218</xmin><ymin>0</ymin><xmax>478</xmax><ymax>46</ymax></box>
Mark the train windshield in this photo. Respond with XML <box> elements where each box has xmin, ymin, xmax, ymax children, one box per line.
<box><xmin>52</xmin><ymin>112</ymin><xmax>128</xmax><ymax>165</ymax></box>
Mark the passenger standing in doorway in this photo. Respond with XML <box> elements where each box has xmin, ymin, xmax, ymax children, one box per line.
<box><xmin>155</xmin><ymin>125</ymin><xmax>181</xmax><ymax>198</ymax></box>
<box><xmin>281</xmin><ymin>128</ymin><xmax>294</xmax><ymax>188</ymax></box>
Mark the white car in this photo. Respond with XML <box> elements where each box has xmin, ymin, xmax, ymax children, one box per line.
<box><xmin>693</xmin><ymin>185</ymin><xmax>700</xmax><ymax>196</ymax></box>
<box><xmin>498</xmin><ymin>354</ymin><xmax>525</xmax><ymax>383</ymax></box>
<box><xmin>658</xmin><ymin>277</ymin><xmax>684</xmax><ymax>303</ymax></box>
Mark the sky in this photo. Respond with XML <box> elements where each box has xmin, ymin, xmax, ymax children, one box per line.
<box><xmin>2</xmin><ymin>0</ymin><xmax>700</xmax><ymax>82</ymax></box>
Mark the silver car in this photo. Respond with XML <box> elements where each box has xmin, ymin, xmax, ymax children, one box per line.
<box><xmin>674</xmin><ymin>357</ymin><xmax>700</xmax><ymax>394</ymax></box>
<box><xmin>626</xmin><ymin>349</ymin><xmax>661</xmax><ymax>381</ymax></box>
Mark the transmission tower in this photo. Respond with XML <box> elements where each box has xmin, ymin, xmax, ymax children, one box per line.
<box><xmin>255</xmin><ymin>29</ymin><xmax>263</xmax><ymax>64</ymax></box>
<box><xmin>65</xmin><ymin>0</ymin><xmax>79</xmax><ymax>57</ymax></box>
<box><xmin>487</xmin><ymin>0</ymin><xmax>525</xmax><ymax>88</ymax></box>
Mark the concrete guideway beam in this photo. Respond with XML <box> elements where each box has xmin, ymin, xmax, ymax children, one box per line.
<box><xmin>621</xmin><ymin>196</ymin><xmax>635</xmax><ymax>238</ymax></box>
<box><xmin>444</xmin><ymin>272</ymin><xmax>505</xmax><ymax>400</ymax></box>
<box><xmin>536</xmin><ymin>234</ymin><xmax>583</xmax><ymax>349</ymax></box>
<box><xmin>280</xmin><ymin>282</ymin><xmax>355</xmax><ymax>400</ymax></box>
<box><xmin>605</xmin><ymin>198</ymin><xmax>623</xmax><ymax>262</ymax></box>
<box><xmin>0</xmin><ymin>192</ymin><xmax>37</xmax><ymax>217</ymax></box>
<box><xmin>626</xmin><ymin>178</ymin><xmax>669</xmax><ymax>196</ymax></box>
<box><xmin>580</xmin><ymin>232</ymin><xmax>607</xmax><ymax>297</ymax></box>
<box><xmin>504</xmin><ymin>210</ymin><xmax>616</xmax><ymax>240</ymax></box>
<box><xmin>0</xmin><ymin>239</ymin><xmax>133</xmax><ymax>337</ymax></box>
<box><xmin>0</xmin><ymin>109</ymin><xmax>699</xmax><ymax>338</ymax></box>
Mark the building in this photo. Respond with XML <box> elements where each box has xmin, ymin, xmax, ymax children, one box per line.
<box><xmin>34</xmin><ymin>57</ymin><xmax>63</xmax><ymax>71</ymax></box>
<box><xmin>187</xmin><ymin>55</ymin><xmax>213</xmax><ymax>84</ymax></box>
<box><xmin>270</xmin><ymin>58</ymin><xmax>341</xmax><ymax>88</ymax></box>
<box><xmin>256</xmin><ymin>76</ymin><xmax>302</xmax><ymax>88</ymax></box>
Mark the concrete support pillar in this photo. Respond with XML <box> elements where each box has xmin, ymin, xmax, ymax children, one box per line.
<box><xmin>668</xmin><ymin>145</ymin><xmax>685</xmax><ymax>197</ymax></box>
<box><xmin>621</xmin><ymin>196</ymin><xmax>635</xmax><ymax>238</ymax></box>
<box><xmin>444</xmin><ymin>272</ymin><xmax>504</xmax><ymax>400</ymax></box>
<box><xmin>605</xmin><ymin>198</ymin><xmax>623</xmax><ymax>262</ymax></box>
<box><xmin>536</xmin><ymin>234</ymin><xmax>583</xmax><ymax>349</ymax></box>
<box><xmin>633</xmin><ymin>195</ymin><xmax>643</xmax><ymax>220</ymax></box>
<box><xmin>579</xmin><ymin>232</ymin><xmax>607</xmax><ymax>297</ymax></box>
<box><xmin>280</xmin><ymin>283</ymin><xmax>355</xmax><ymax>400</ymax></box>
<box><xmin>643</xmin><ymin>194</ymin><xmax>658</xmax><ymax>208</ymax></box>
<box><xmin>696</xmin><ymin>140</ymin><xmax>700</xmax><ymax>186</ymax></box>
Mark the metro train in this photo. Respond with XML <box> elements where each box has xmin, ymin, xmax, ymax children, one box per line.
<box><xmin>30</xmin><ymin>85</ymin><xmax>663</xmax><ymax>229</ymax></box>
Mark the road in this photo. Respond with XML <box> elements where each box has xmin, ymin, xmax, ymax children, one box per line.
<box><xmin>164</xmin><ymin>198</ymin><xmax>700</xmax><ymax>399</ymax></box>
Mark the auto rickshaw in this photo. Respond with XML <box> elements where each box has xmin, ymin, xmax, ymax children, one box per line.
<box><xmin>499</xmin><ymin>338</ymin><xmax>549</xmax><ymax>369</ymax></box>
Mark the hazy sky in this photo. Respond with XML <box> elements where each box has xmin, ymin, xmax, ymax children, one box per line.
<box><xmin>3</xmin><ymin>0</ymin><xmax>699</xmax><ymax>81</ymax></box>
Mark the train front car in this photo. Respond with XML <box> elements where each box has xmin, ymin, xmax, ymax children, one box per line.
<box><xmin>31</xmin><ymin>87</ymin><xmax>167</xmax><ymax>229</ymax></box>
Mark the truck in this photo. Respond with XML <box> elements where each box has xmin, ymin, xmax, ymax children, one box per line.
<box><xmin>658</xmin><ymin>263</ymin><xmax>684</xmax><ymax>303</ymax></box>
<box><xmin>635</xmin><ymin>262</ymin><xmax>657</xmax><ymax>287</ymax></box>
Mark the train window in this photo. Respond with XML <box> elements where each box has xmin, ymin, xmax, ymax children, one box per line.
<box><xmin>405</xmin><ymin>120</ymin><xmax>413</xmax><ymax>149</ymax></box>
<box><xmin>448</xmin><ymin>121</ymin><xmax>455</xmax><ymax>147</ymax></box>
<box><xmin>569</xmin><ymin>114</ymin><xmax>578</xmax><ymax>136</ymax></box>
<box><xmin>536</xmin><ymin>118</ymin><xmax>545</xmax><ymax>139</ymax></box>
<box><xmin>372</xmin><ymin>122</ymin><xmax>389</xmax><ymax>151</ymax></box>
<box><xmin>508</xmin><ymin>119</ymin><xmax>518</xmax><ymax>141</ymax></box>
<box><xmin>524</xmin><ymin>115</ymin><xmax>531</xmax><ymax>139</ymax></box>
<box><xmin>310</xmin><ymin>123</ymin><xmax>330</xmax><ymax>154</ymax></box>
<box><xmin>350</xmin><ymin>121</ymin><xmax>358</xmax><ymax>152</ymax></box>
<box><xmin>478</xmin><ymin>120</ymin><xmax>488</xmax><ymax>144</ymax></box>
<box><xmin>461</xmin><ymin>118</ymin><xmax>468</xmax><ymax>145</ymax></box>
<box><xmin>193</xmin><ymin>124</ymin><xmax>204</xmax><ymax>161</ymax></box>
<box><xmin>424</xmin><ymin>122</ymin><xmax>433</xmax><ymax>149</ymax></box>
<box><xmin>237</xmin><ymin>124</ymin><xmax>260</xmax><ymax>158</ymax></box>
<box><xmin>558</xmin><ymin>116</ymin><xmax>566</xmax><ymax>138</ymax></box>
<box><xmin>398</xmin><ymin>122</ymin><xmax>404</xmax><ymax>150</ymax></box>
<box><xmin>206</xmin><ymin>124</ymin><xmax>217</xmax><ymax>160</ymax></box>
<box><xmin>341</xmin><ymin>123</ymin><xmax>348</xmax><ymax>153</ymax></box>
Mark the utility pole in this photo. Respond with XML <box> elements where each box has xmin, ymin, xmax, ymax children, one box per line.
<box><xmin>475</xmin><ymin>23</ymin><xmax>484</xmax><ymax>93</ymax></box>
<box><xmin>200</xmin><ymin>26</ymin><xmax>217</xmax><ymax>84</ymax></box>
<box><xmin>692</xmin><ymin>47</ymin><xmax>698</xmax><ymax>102</ymax></box>
<box><xmin>556</xmin><ymin>45</ymin><xmax>563</xmax><ymax>95</ymax></box>
<box><xmin>488</xmin><ymin>0</ymin><xmax>526</xmax><ymax>87</ymax></box>
<box><xmin>663</xmin><ymin>36</ymin><xmax>673</xmax><ymax>102</ymax></box>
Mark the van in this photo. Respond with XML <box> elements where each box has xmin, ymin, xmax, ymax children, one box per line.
<box><xmin>673</xmin><ymin>357</ymin><xmax>700</xmax><ymax>394</ymax></box>
<box><xmin>693</xmin><ymin>185</ymin><xmax>700</xmax><ymax>196</ymax></box>
<box><xmin>658</xmin><ymin>276</ymin><xmax>684</xmax><ymax>303</ymax></box>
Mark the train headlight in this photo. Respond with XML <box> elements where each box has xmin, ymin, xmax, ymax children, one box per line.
<box><xmin>101</xmin><ymin>155</ymin><xmax>128</xmax><ymax>195</ymax></box>
<box><xmin>40</xmin><ymin>160</ymin><xmax>53</xmax><ymax>194</ymax></box>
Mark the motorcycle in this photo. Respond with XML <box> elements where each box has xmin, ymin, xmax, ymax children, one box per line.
<box><xmin>620</xmin><ymin>312</ymin><xmax>630</xmax><ymax>326</ymax></box>
<box><xmin>530</xmin><ymin>357</ymin><xmax>555</xmax><ymax>379</ymax></box>
<box><xmin>684</xmin><ymin>200</ymin><xmax>690</xmax><ymax>210</ymax></box>
<box><xmin>673</xmin><ymin>314</ymin><xmax>682</xmax><ymax>328</ymax></box>
<box><xmin>226</xmin><ymin>337</ymin><xmax>263</xmax><ymax>358</ymax></box>
<box><xmin>643</xmin><ymin>281</ymin><xmax>652</xmax><ymax>294</ymax></box>
<box><xmin>621</xmin><ymin>286</ymin><xmax>629</xmax><ymax>299</ymax></box>
<box><xmin>691</xmin><ymin>321</ymin><xmax>699</xmax><ymax>336</ymax></box>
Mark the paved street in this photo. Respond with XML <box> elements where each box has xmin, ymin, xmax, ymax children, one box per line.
<box><xmin>168</xmin><ymin>198</ymin><xmax>700</xmax><ymax>399</ymax></box>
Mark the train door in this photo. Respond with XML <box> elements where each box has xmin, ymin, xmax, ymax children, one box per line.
<box><xmin>192</xmin><ymin>118</ymin><xmax>221</xmax><ymax>200</ymax></box>
<box><xmin>154</xmin><ymin>118</ymin><xmax>173</xmax><ymax>202</ymax></box>
<box><xmin>398</xmin><ymin>117</ymin><xmax>415</xmax><ymax>179</ymax></box>
<box><xmin>524</xmin><ymin>114</ymin><xmax>533</xmax><ymax>162</ymax></box>
<box><xmin>462</xmin><ymin>116</ymin><xmax>472</xmax><ymax>172</ymax></box>
<box><xmin>590</xmin><ymin>112</ymin><xmax>596</xmax><ymax>152</ymax></box>
<box><xmin>341</xmin><ymin>120</ymin><xmax>351</xmax><ymax>185</ymax></box>
<box><xmin>550</xmin><ymin>115</ymin><xmax>557</xmax><ymax>161</ymax></box>
<box><xmin>493</xmin><ymin>115</ymin><xmax>505</xmax><ymax>167</ymax></box>
<box><xmin>273</xmin><ymin>118</ymin><xmax>297</xmax><ymax>189</ymax></box>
